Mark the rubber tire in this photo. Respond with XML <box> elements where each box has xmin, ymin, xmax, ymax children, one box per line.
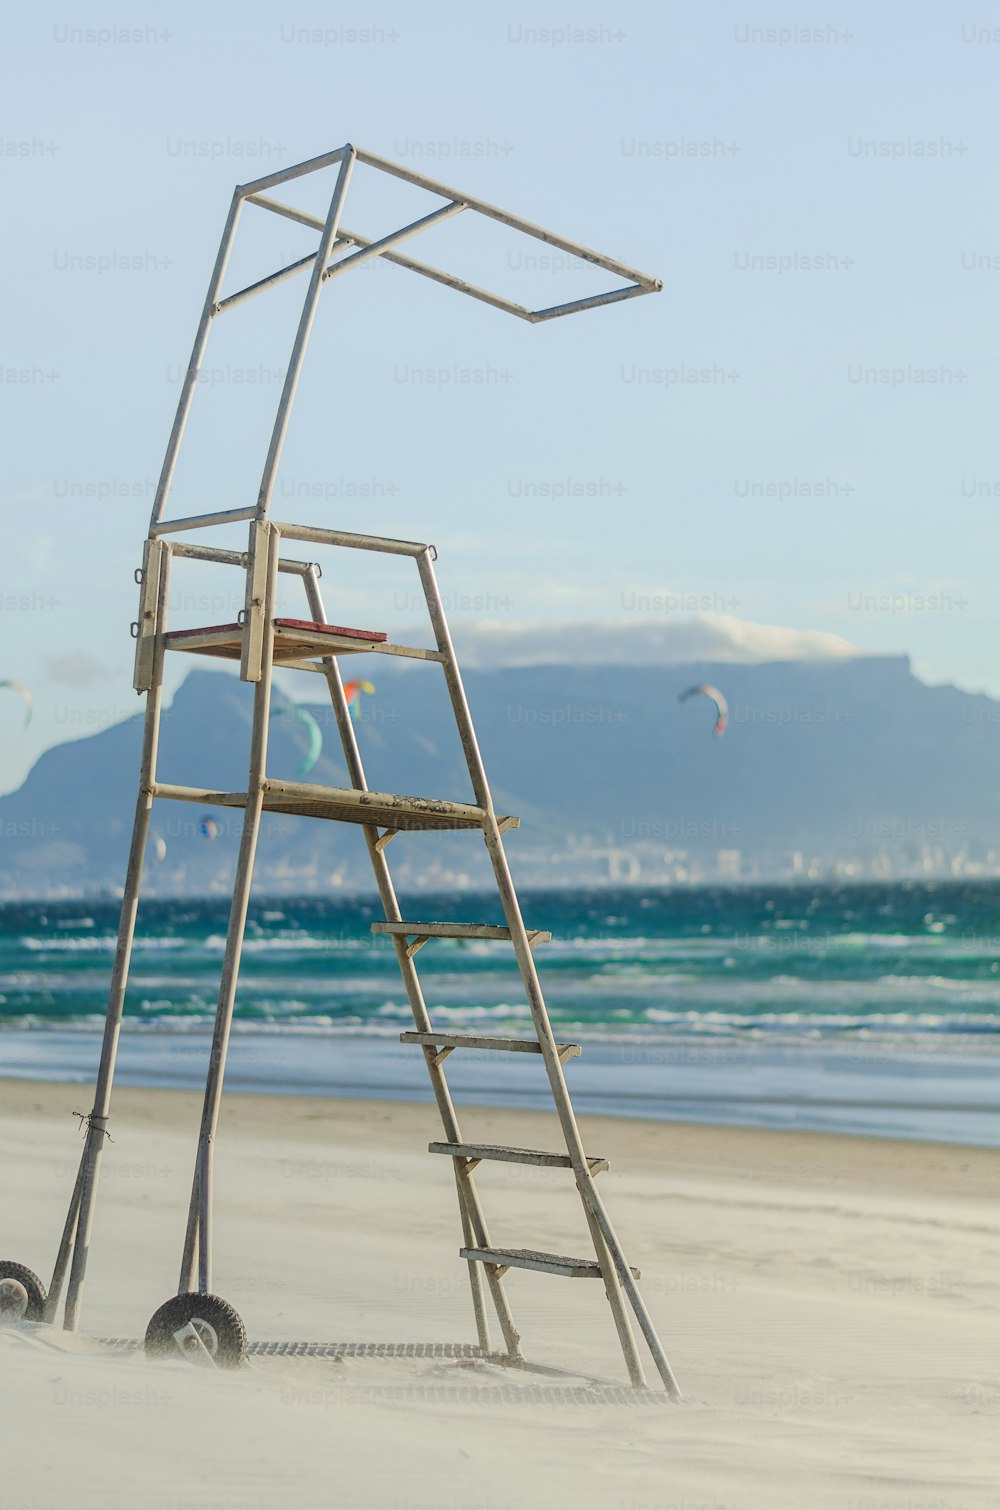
<box><xmin>0</xmin><ymin>1261</ymin><xmax>47</xmax><ymax>1321</ymax></box>
<box><xmin>144</xmin><ymin>1292</ymin><xmax>247</xmax><ymax>1368</ymax></box>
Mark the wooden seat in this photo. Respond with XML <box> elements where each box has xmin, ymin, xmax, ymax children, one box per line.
<box><xmin>164</xmin><ymin>617</ymin><xmax>388</xmax><ymax>662</ymax></box>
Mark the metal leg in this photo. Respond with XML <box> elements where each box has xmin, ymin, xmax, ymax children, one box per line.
<box><xmin>178</xmin><ymin>1151</ymin><xmax>201</xmax><ymax>1294</ymax></box>
<box><xmin>454</xmin><ymin>1167</ymin><xmax>491</xmax><ymax>1355</ymax></box>
<box><xmin>55</xmin><ymin>551</ymin><xmax>172</xmax><ymax>1331</ymax></box>
<box><xmin>197</xmin><ymin>1139</ymin><xmax>213</xmax><ymax>1294</ymax></box>
<box><xmin>416</xmin><ymin>549</ymin><xmax>664</xmax><ymax>1390</ymax></box>
<box><xmin>179</xmin><ymin>527</ymin><xmax>279</xmax><ymax>1293</ymax></box>
<box><xmin>42</xmin><ymin>1159</ymin><xmax>84</xmax><ymax>1324</ymax></box>
<box><xmin>479</xmin><ymin>817</ymin><xmax>648</xmax><ymax>1389</ymax></box>
<box><xmin>575</xmin><ymin>1177</ymin><xmax>682</xmax><ymax>1398</ymax></box>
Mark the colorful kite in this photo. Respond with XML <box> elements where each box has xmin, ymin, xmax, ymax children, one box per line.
<box><xmin>0</xmin><ymin>680</ymin><xmax>32</xmax><ymax>730</ymax></box>
<box><xmin>343</xmin><ymin>680</ymin><xmax>375</xmax><ymax>721</ymax></box>
<box><xmin>270</xmin><ymin>704</ymin><xmax>323</xmax><ymax>776</ymax></box>
<box><xmin>678</xmin><ymin>683</ymin><xmax>728</xmax><ymax>737</ymax></box>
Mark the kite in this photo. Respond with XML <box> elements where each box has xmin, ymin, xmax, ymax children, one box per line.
<box><xmin>678</xmin><ymin>683</ymin><xmax>728</xmax><ymax>737</ymax></box>
<box><xmin>343</xmin><ymin>680</ymin><xmax>375</xmax><ymax>721</ymax></box>
<box><xmin>0</xmin><ymin>680</ymin><xmax>32</xmax><ymax>730</ymax></box>
<box><xmin>270</xmin><ymin>704</ymin><xmax>323</xmax><ymax>776</ymax></box>
<box><xmin>198</xmin><ymin>816</ymin><xmax>219</xmax><ymax>841</ymax></box>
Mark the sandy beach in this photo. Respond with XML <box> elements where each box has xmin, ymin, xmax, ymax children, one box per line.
<box><xmin>1</xmin><ymin>1077</ymin><xmax>997</xmax><ymax>1510</ymax></box>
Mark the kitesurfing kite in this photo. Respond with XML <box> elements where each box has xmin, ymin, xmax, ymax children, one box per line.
<box><xmin>148</xmin><ymin>830</ymin><xmax>167</xmax><ymax>864</ymax></box>
<box><xmin>198</xmin><ymin>816</ymin><xmax>219</xmax><ymax>841</ymax></box>
<box><xmin>343</xmin><ymin>680</ymin><xmax>375</xmax><ymax>720</ymax></box>
<box><xmin>0</xmin><ymin>680</ymin><xmax>32</xmax><ymax>730</ymax></box>
<box><xmin>270</xmin><ymin>704</ymin><xmax>323</xmax><ymax>776</ymax></box>
<box><xmin>678</xmin><ymin>683</ymin><xmax>728</xmax><ymax>737</ymax></box>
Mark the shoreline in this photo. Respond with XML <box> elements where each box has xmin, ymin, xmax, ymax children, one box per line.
<box><xmin>4</xmin><ymin>1072</ymin><xmax>1000</xmax><ymax>1176</ymax></box>
<box><xmin>4</xmin><ymin>1024</ymin><xmax>1000</xmax><ymax>1148</ymax></box>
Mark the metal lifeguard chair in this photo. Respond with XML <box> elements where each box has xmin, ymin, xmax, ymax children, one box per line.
<box><xmin>0</xmin><ymin>144</ymin><xmax>678</xmax><ymax>1395</ymax></box>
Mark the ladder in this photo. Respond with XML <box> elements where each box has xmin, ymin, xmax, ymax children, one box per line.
<box><xmin>8</xmin><ymin>144</ymin><xmax>677</xmax><ymax>1394</ymax></box>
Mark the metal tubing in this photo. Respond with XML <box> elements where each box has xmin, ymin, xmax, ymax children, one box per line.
<box><xmin>43</xmin><ymin>1159</ymin><xmax>84</xmax><ymax>1323</ymax></box>
<box><xmin>167</xmin><ymin>540</ymin><xmax>316</xmax><ymax>576</ymax></box>
<box><xmin>243</xmin><ymin>198</ymin><xmax>539</xmax><ymax>322</ymax></box>
<box><xmin>334</xmin><ymin>226</ymin><xmax>536</xmax><ymax>320</ymax></box>
<box><xmin>178</xmin><ymin>527</ymin><xmax>279</xmax><ymax>1293</ymax></box>
<box><xmin>236</xmin><ymin>144</ymin><xmax>349</xmax><ymax>199</ymax></box>
<box><xmin>215</xmin><ymin>251</ymin><xmax>329</xmax><ymax>314</ymax></box>
<box><xmin>456</xmin><ymin>1168</ymin><xmax>491</xmax><ymax>1355</ymax></box>
<box><xmin>149</xmin><ymin>191</ymin><xmax>243</xmax><ymax>530</ymax></box>
<box><xmin>354</xmin><ymin>146</ymin><xmax>661</xmax><ymax>289</ymax></box>
<box><xmin>254</xmin><ymin>151</ymin><xmax>356</xmax><ymax>522</ymax></box>
<box><xmin>575</xmin><ymin>1180</ymin><xmax>682</xmax><ymax>1399</ymax></box>
<box><xmin>416</xmin><ymin>549</ymin><xmax>651</xmax><ymax>1388</ymax></box>
<box><xmin>151</xmin><ymin>506</ymin><xmax>257</xmax><ymax>536</ymax></box>
<box><xmin>245</xmin><ymin>193</ymin><xmax>337</xmax><ymax>233</ymax></box>
<box><xmin>61</xmin><ymin>549</ymin><xmax>172</xmax><ymax>1329</ymax></box>
<box><xmin>302</xmin><ymin>568</ymin><xmax>522</xmax><ymax>1360</ymax></box>
<box><xmin>531</xmin><ymin>283</ymin><xmax>653</xmax><ymax>322</ymax></box>
<box><xmin>149</xmin><ymin>783</ymin><xmax>247</xmax><ymax>805</ymax></box>
<box><xmin>178</xmin><ymin>1152</ymin><xmax>201</xmax><ymax>1294</ymax></box>
<box><xmin>237</xmin><ymin>157</ymin><xmax>661</xmax><ymax>331</ymax></box>
<box><xmin>321</xmin><ymin>202</ymin><xmax>466</xmax><ymax>281</ymax></box>
<box><xmin>198</xmin><ymin>1136</ymin><xmax>213</xmax><ymax>1293</ymax></box>
<box><xmin>212</xmin><ymin>232</ymin><xmax>356</xmax><ymax>314</ymax></box>
<box><xmin>272</xmin><ymin>521</ymin><xmax>430</xmax><ymax>556</ymax></box>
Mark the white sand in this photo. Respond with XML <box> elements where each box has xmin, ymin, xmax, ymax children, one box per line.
<box><xmin>1</xmin><ymin>1079</ymin><xmax>997</xmax><ymax>1510</ymax></box>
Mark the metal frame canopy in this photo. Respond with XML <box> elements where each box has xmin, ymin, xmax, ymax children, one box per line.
<box><xmin>149</xmin><ymin>141</ymin><xmax>661</xmax><ymax>538</ymax></box>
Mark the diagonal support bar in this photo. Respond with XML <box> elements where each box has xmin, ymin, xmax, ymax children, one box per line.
<box><xmin>246</xmin><ymin>195</ymin><xmax>536</xmax><ymax>320</ymax></box>
<box><xmin>149</xmin><ymin>190</ymin><xmax>243</xmax><ymax>530</ymax></box>
<box><xmin>321</xmin><ymin>201</ymin><xmax>466</xmax><ymax>281</ymax></box>
<box><xmin>253</xmin><ymin>149</ymin><xmax>356</xmax><ymax>521</ymax></box>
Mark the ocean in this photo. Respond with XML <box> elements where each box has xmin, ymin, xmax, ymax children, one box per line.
<box><xmin>2</xmin><ymin>881</ymin><xmax>999</xmax><ymax>1146</ymax></box>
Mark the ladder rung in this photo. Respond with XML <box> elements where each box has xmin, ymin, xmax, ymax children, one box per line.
<box><xmin>460</xmin><ymin>1247</ymin><xmax>640</xmax><ymax>1281</ymax></box>
<box><xmin>430</xmin><ymin>1142</ymin><xmax>608</xmax><ymax>1174</ymax></box>
<box><xmin>374</xmin><ymin>921</ymin><xmax>551</xmax><ymax>946</ymax></box>
<box><xmin>151</xmin><ymin>782</ymin><xmax>517</xmax><ymax>832</ymax></box>
<box><xmin>400</xmin><ymin>1032</ymin><xmax>581</xmax><ymax>1059</ymax></box>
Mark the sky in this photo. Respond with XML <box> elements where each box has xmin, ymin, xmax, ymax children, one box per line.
<box><xmin>2</xmin><ymin>2</ymin><xmax>999</xmax><ymax>792</ymax></box>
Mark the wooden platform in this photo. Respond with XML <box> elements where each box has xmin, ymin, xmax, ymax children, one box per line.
<box><xmin>151</xmin><ymin>779</ymin><xmax>518</xmax><ymax>831</ymax></box>
<box><xmin>164</xmin><ymin>617</ymin><xmax>387</xmax><ymax>663</ymax></box>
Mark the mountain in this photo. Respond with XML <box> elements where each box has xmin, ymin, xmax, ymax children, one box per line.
<box><xmin>1</xmin><ymin>656</ymin><xmax>997</xmax><ymax>895</ymax></box>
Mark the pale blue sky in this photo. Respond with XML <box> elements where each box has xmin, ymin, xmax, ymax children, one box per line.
<box><xmin>3</xmin><ymin>2</ymin><xmax>999</xmax><ymax>790</ymax></box>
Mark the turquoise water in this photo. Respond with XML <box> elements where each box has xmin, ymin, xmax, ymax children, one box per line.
<box><xmin>4</xmin><ymin>882</ymin><xmax>999</xmax><ymax>1143</ymax></box>
<box><xmin>2</xmin><ymin>881</ymin><xmax>999</xmax><ymax>1044</ymax></box>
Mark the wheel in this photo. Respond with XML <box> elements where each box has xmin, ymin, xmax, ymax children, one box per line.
<box><xmin>144</xmin><ymin>1292</ymin><xmax>247</xmax><ymax>1368</ymax></box>
<box><xmin>0</xmin><ymin>1261</ymin><xmax>47</xmax><ymax>1323</ymax></box>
